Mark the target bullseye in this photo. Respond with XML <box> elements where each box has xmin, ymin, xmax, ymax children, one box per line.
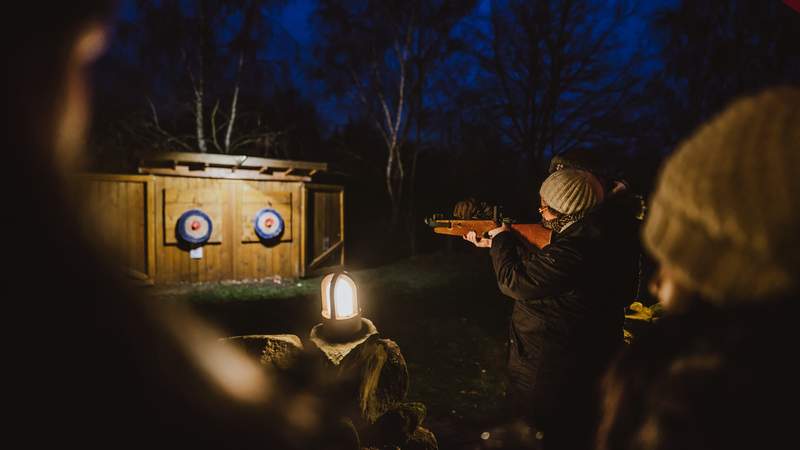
<box><xmin>177</xmin><ymin>209</ymin><xmax>213</xmax><ymax>244</ymax></box>
<box><xmin>254</xmin><ymin>208</ymin><xmax>284</xmax><ymax>240</ymax></box>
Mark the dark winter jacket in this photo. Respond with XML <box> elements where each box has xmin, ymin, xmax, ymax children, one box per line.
<box><xmin>489</xmin><ymin>215</ymin><xmax>626</xmax><ymax>430</ymax></box>
<box><xmin>593</xmin><ymin>190</ymin><xmax>644</xmax><ymax>307</ymax></box>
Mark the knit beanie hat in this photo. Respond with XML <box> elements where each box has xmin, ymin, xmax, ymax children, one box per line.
<box><xmin>643</xmin><ymin>86</ymin><xmax>800</xmax><ymax>304</ymax></box>
<box><xmin>540</xmin><ymin>168</ymin><xmax>604</xmax><ymax>215</ymax></box>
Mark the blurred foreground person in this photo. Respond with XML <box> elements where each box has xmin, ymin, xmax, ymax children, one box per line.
<box><xmin>597</xmin><ymin>300</ymin><xmax>798</xmax><ymax>450</ymax></box>
<box><xmin>6</xmin><ymin>4</ymin><xmax>349</xmax><ymax>448</ymax></box>
<box><xmin>643</xmin><ymin>87</ymin><xmax>799</xmax><ymax>313</ymax></box>
<box><xmin>596</xmin><ymin>87</ymin><xmax>800</xmax><ymax>450</ymax></box>
<box><xmin>465</xmin><ymin>169</ymin><xmax>624</xmax><ymax>450</ymax></box>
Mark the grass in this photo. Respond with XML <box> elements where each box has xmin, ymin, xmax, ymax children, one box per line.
<box><xmin>152</xmin><ymin>277</ymin><xmax>323</xmax><ymax>303</ymax></box>
<box><xmin>150</xmin><ymin>250</ymin><xmax>515</xmax><ymax>448</ymax></box>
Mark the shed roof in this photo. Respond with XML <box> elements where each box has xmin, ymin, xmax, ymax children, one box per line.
<box><xmin>138</xmin><ymin>151</ymin><xmax>327</xmax><ymax>182</ymax></box>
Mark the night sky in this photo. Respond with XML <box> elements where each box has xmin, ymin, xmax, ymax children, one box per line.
<box><xmin>115</xmin><ymin>0</ymin><xmax>678</xmax><ymax>129</ymax></box>
<box><xmin>272</xmin><ymin>0</ymin><xmax>678</xmax><ymax>127</ymax></box>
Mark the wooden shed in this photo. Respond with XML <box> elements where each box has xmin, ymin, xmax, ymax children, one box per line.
<box><xmin>80</xmin><ymin>152</ymin><xmax>344</xmax><ymax>284</ymax></box>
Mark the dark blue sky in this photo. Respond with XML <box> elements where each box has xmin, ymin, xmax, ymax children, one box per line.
<box><xmin>277</xmin><ymin>0</ymin><xmax>678</xmax><ymax>50</ymax></box>
<box><xmin>272</xmin><ymin>0</ymin><xmax>678</xmax><ymax>127</ymax></box>
<box><xmin>115</xmin><ymin>0</ymin><xmax>679</xmax><ymax>129</ymax></box>
<box><xmin>279</xmin><ymin>0</ymin><xmax>315</xmax><ymax>46</ymax></box>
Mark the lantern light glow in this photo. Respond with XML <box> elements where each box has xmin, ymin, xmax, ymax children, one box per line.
<box><xmin>319</xmin><ymin>272</ymin><xmax>363</xmax><ymax>341</ymax></box>
<box><xmin>321</xmin><ymin>272</ymin><xmax>358</xmax><ymax>320</ymax></box>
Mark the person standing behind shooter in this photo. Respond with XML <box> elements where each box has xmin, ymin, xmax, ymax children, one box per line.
<box><xmin>465</xmin><ymin>168</ymin><xmax>624</xmax><ymax>450</ymax></box>
<box><xmin>549</xmin><ymin>149</ymin><xmax>645</xmax><ymax>309</ymax></box>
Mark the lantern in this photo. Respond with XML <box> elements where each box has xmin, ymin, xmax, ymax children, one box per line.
<box><xmin>320</xmin><ymin>272</ymin><xmax>363</xmax><ymax>340</ymax></box>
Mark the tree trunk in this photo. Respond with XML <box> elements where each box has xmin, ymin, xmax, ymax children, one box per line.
<box><xmin>195</xmin><ymin>77</ymin><xmax>207</xmax><ymax>153</ymax></box>
<box><xmin>406</xmin><ymin>93</ymin><xmax>422</xmax><ymax>256</ymax></box>
<box><xmin>387</xmin><ymin>148</ymin><xmax>404</xmax><ymax>231</ymax></box>
<box><xmin>224</xmin><ymin>52</ymin><xmax>244</xmax><ymax>153</ymax></box>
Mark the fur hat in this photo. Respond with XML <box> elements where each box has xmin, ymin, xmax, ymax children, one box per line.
<box><xmin>643</xmin><ymin>87</ymin><xmax>800</xmax><ymax>303</ymax></box>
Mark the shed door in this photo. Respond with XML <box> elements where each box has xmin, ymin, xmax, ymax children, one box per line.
<box><xmin>305</xmin><ymin>184</ymin><xmax>344</xmax><ymax>276</ymax></box>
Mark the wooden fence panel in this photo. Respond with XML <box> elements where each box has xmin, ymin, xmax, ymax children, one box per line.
<box><xmin>78</xmin><ymin>174</ymin><xmax>155</xmax><ymax>279</ymax></box>
<box><xmin>234</xmin><ymin>181</ymin><xmax>303</xmax><ymax>280</ymax></box>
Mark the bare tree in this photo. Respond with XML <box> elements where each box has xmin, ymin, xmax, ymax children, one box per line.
<box><xmin>315</xmin><ymin>0</ymin><xmax>476</xmax><ymax>231</ymax></box>
<box><xmin>466</xmin><ymin>0</ymin><xmax>641</xmax><ymax>176</ymax></box>
<box><xmin>111</xmin><ymin>0</ymin><xmax>288</xmax><ymax>155</ymax></box>
<box><xmin>652</xmin><ymin>0</ymin><xmax>800</xmax><ymax>145</ymax></box>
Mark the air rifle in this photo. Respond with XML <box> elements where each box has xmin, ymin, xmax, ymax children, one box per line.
<box><xmin>425</xmin><ymin>206</ymin><xmax>552</xmax><ymax>249</ymax></box>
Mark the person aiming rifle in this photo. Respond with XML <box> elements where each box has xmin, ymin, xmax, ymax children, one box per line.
<box><xmin>463</xmin><ymin>169</ymin><xmax>627</xmax><ymax>450</ymax></box>
<box><xmin>426</xmin><ymin>202</ymin><xmax>553</xmax><ymax>250</ymax></box>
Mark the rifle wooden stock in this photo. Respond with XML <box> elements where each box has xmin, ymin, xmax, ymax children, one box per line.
<box><xmin>427</xmin><ymin>219</ymin><xmax>552</xmax><ymax>249</ymax></box>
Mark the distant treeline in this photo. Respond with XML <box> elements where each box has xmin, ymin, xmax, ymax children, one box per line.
<box><xmin>90</xmin><ymin>0</ymin><xmax>800</xmax><ymax>261</ymax></box>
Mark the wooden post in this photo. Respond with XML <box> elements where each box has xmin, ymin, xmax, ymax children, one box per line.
<box><xmin>300</xmin><ymin>183</ymin><xmax>308</xmax><ymax>278</ymax></box>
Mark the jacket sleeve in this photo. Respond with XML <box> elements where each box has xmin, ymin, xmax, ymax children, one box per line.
<box><xmin>489</xmin><ymin>230</ymin><xmax>585</xmax><ymax>301</ymax></box>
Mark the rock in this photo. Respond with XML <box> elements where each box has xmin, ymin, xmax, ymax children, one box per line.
<box><xmin>320</xmin><ymin>417</ymin><xmax>360</xmax><ymax>450</ymax></box>
<box><xmin>343</xmin><ymin>337</ymin><xmax>409</xmax><ymax>424</ymax></box>
<box><xmin>405</xmin><ymin>427</ymin><xmax>438</xmax><ymax>450</ymax></box>
<box><xmin>365</xmin><ymin>402</ymin><xmax>427</xmax><ymax>447</ymax></box>
<box><xmin>314</xmin><ymin>333</ymin><xmax>409</xmax><ymax>425</ymax></box>
<box><xmin>310</xmin><ymin>319</ymin><xmax>380</xmax><ymax>365</ymax></box>
<box><xmin>220</xmin><ymin>334</ymin><xmax>303</xmax><ymax>369</ymax></box>
<box><xmin>309</xmin><ymin>328</ymin><xmax>435</xmax><ymax>449</ymax></box>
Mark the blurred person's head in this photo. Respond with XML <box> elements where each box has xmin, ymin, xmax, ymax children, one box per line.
<box><xmin>539</xmin><ymin>168</ymin><xmax>604</xmax><ymax>232</ymax></box>
<box><xmin>5</xmin><ymin>5</ymin><xmax>346</xmax><ymax>448</ymax></box>
<box><xmin>643</xmin><ymin>87</ymin><xmax>800</xmax><ymax>312</ymax></box>
<box><xmin>8</xmin><ymin>2</ymin><xmax>113</xmax><ymax>179</ymax></box>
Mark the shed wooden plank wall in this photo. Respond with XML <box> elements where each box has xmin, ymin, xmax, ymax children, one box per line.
<box><xmin>80</xmin><ymin>174</ymin><xmax>155</xmax><ymax>279</ymax></box>
<box><xmin>79</xmin><ymin>173</ymin><xmax>342</xmax><ymax>284</ymax></box>
<box><xmin>152</xmin><ymin>176</ymin><xmax>304</xmax><ymax>283</ymax></box>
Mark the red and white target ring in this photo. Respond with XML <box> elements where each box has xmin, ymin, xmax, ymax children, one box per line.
<box><xmin>254</xmin><ymin>208</ymin><xmax>284</xmax><ymax>240</ymax></box>
<box><xmin>177</xmin><ymin>209</ymin><xmax>213</xmax><ymax>244</ymax></box>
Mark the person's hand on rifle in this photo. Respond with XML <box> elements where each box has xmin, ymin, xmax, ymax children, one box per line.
<box><xmin>463</xmin><ymin>225</ymin><xmax>510</xmax><ymax>248</ymax></box>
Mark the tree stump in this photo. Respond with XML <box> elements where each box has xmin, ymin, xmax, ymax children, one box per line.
<box><xmin>309</xmin><ymin>323</ymin><xmax>436</xmax><ymax>449</ymax></box>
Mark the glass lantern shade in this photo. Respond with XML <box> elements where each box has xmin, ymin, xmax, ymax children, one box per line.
<box><xmin>321</xmin><ymin>272</ymin><xmax>359</xmax><ymax>320</ymax></box>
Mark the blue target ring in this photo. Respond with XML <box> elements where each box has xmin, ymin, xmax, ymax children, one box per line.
<box><xmin>254</xmin><ymin>208</ymin><xmax>284</xmax><ymax>240</ymax></box>
<box><xmin>177</xmin><ymin>209</ymin><xmax>213</xmax><ymax>244</ymax></box>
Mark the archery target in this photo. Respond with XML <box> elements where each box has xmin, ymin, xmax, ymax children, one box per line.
<box><xmin>254</xmin><ymin>208</ymin><xmax>284</xmax><ymax>240</ymax></box>
<box><xmin>177</xmin><ymin>209</ymin><xmax>213</xmax><ymax>244</ymax></box>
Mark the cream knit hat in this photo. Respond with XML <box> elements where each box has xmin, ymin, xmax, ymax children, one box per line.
<box><xmin>540</xmin><ymin>169</ymin><xmax>604</xmax><ymax>214</ymax></box>
<box><xmin>643</xmin><ymin>87</ymin><xmax>800</xmax><ymax>304</ymax></box>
